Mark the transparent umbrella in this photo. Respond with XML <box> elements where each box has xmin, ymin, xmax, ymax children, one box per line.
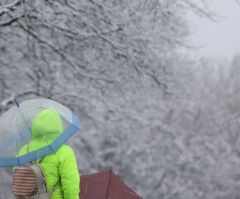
<box><xmin>0</xmin><ymin>98</ymin><xmax>80</xmax><ymax>167</ymax></box>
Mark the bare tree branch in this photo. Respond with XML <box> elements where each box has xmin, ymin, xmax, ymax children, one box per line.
<box><xmin>183</xmin><ymin>0</ymin><xmax>219</xmax><ymax>21</ymax></box>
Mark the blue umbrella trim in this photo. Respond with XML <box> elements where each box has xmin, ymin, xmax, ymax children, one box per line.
<box><xmin>0</xmin><ymin>113</ymin><xmax>80</xmax><ymax>167</ymax></box>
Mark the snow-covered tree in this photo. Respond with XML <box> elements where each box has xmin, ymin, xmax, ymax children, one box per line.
<box><xmin>0</xmin><ymin>1</ymin><xmax>217</xmax><ymax>198</ymax></box>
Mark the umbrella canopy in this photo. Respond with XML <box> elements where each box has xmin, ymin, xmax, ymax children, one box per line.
<box><xmin>80</xmin><ymin>170</ymin><xmax>142</xmax><ymax>199</ymax></box>
<box><xmin>0</xmin><ymin>98</ymin><xmax>80</xmax><ymax>167</ymax></box>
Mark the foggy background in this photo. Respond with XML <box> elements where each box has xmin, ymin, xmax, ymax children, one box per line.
<box><xmin>1</xmin><ymin>0</ymin><xmax>240</xmax><ymax>198</ymax></box>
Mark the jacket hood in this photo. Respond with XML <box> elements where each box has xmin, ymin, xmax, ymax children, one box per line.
<box><xmin>31</xmin><ymin>109</ymin><xmax>63</xmax><ymax>140</ymax></box>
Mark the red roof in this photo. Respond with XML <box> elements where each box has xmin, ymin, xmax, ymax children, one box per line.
<box><xmin>80</xmin><ymin>170</ymin><xmax>142</xmax><ymax>199</ymax></box>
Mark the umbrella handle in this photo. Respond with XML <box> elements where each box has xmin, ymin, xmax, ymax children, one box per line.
<box><xmin>14</xmin><ymin>98</ymin><xmax>20</xmax><ymax>107</ymax></box>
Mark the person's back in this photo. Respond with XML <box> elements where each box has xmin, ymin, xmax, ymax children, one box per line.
<box><xmin>17</xmin><ymin>109</ymin><xmax>80</xmax><ymax>199</ymax></box>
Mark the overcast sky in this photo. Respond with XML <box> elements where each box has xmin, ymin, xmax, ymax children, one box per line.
<box><xmin>188</xmin><ymin>0</ymin><xmax>240</xmax><ymax>59</ymax></box>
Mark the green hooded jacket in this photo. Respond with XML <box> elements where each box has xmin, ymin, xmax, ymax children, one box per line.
<box><xmin>18</xmin><ymin>109</ymin><xmax>80</xmax><ymax>199</ymax></box>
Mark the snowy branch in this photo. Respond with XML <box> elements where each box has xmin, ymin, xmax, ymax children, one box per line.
<box><xmin>0</xmin><ymin>0</ymin><xmax>23</xmax><ymax>17</ymax></box>
<box><xmin>10</xmin><ymin>14</ymin><xmax>119</xmax><ymax>84</ymax></box>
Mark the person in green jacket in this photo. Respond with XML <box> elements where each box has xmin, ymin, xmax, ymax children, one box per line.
<box><xmin>18</xmin><ymin>109</ymin><xmax>80</xmax><ymax>199</ymax></box>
